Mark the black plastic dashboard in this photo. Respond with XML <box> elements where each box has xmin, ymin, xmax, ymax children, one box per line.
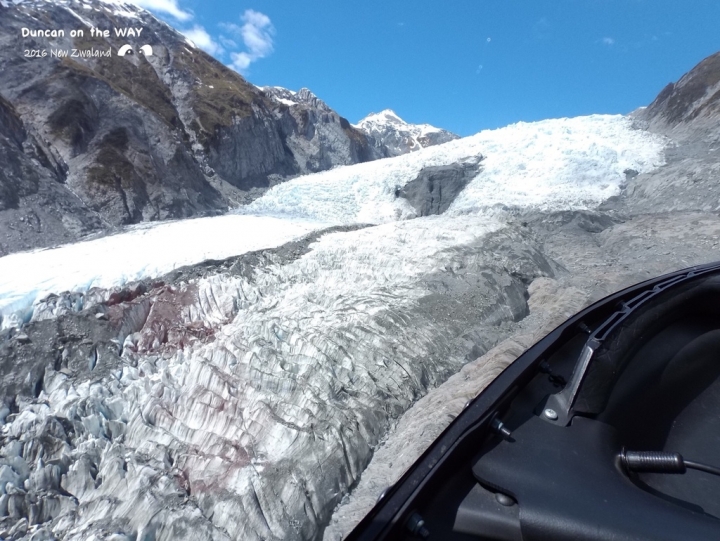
<box><xmin>346</xmin><ymin>262</ymin><xmax>720</xmax><ymax>541</ymax></box>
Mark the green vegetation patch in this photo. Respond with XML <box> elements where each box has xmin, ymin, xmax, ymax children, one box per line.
<box><xmin>68</xmin><ymin>32</ymin><xmax>181</xmax><ymax>128</ymax></box>
<box><xmin>172</xmin><ymin>47</ymin><xmax>263</xmax><ymax>146</ymax></box>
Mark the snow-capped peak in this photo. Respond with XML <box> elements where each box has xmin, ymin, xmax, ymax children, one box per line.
<box><xmin>355</xmin><ymin>109</ymin><xmax>445</xmax><ymax>132</ymax></box>
<box><xmin>359</xmin><ymin>109</ymin><xmax>405</xmax><ymax>125</ymax></box>
<box><xmin>355</xmin><ymin>109</ymin><xmax>459</xmax><ymax>157</ymax></box>
<box><xmin>261</xmin><ymin>86</ymin><xmax>332</xmax><ymax>111</ymax></box>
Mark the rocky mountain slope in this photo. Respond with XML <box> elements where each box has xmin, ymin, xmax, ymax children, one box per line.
<box><xmin>620</xmin><ymin>51</ymin><xmax>720</xmax><ymax>216</ymax></box>
<box><xmin>639</xmin><ymin>51</ymin><xmax>720</xmax><ymax>136</ymax></box>
<box><xmin>1</xmin><ymin>26</ymin><xmax>720</xmax><ymax>541</ymax></box>
<box><xmin>0</xmin><ymin>94</ymin><xmax>105</xmax><ymax>251</ymax></box>
<box><xmin>261</xmin><ymin>86</ymin><xmax>388</xmax><ymax>169</ymax></box>
<box><xmin>355</xmin><ymin>109</ymin><xmax>459</xmax><ymax>157</ymax></box>
<box><xmin>0</xmin><ymin>0</ymin><xmax>384</xmax><ymax>255</ymax></box>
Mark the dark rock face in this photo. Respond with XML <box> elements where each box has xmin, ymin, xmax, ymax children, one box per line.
<box><xmin>0</xmin><ymin>0</ymin><xmax>386</xmax><ymax>254</ymax></box>
<box><xmin>0</xmin><ymin>3</ymin><xmax>226</xmax><ymax>230</ymax></box>
<box><xmin>205</xmin><ymin>110</ymin><xmax>298</xmax><ymax>190</ymax></box>
<box><xmin>398</xmin><ymin>158</ymin><xmax>482</xmax><ymax>216</ymax></box>
<box><xmin>624</xmin><ymin>51</ymin><xmax>720</xmax><ymax>215</ymax></box>
<box><xmin>641</xmin><ymin>52</ymin><xmax>720</xmax><ymax>129</ymax></box>
<box><xmin>0</xmin><ymin>94</ymin><xmax>104</xmax><ymax>255</ymax></box>
<box><xmin>261</xmin><ymin>86</ymin><xmax>387</xmax><ymax>171</ymax></box>
<box><xmin>0</xmin><ymin>96</ymin><xmax>47</xmax><ymax>212</ymax></box>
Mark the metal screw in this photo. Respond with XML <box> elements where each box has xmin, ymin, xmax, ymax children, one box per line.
<box><xmin>544</xmin><ymin>408</ymin><xmax>558</xmax><ymax>420</ymax></box>
<box><xmin>406</xmin><ymin>512</ymin><xmax>430</xmax><ymax>538</ymax></box>
<box><xmin>491</xmin><ymin>418</ymin><xmax>513</xmax><ymax>440</ymax></box>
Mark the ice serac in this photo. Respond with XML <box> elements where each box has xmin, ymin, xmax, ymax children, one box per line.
<box><xmin>355</xmin><ymin>109</ymin><xmax>459</xmax><ymax>157</ymax></box>
<box><xmin>0</xmin><ymin>0</ymin><xmax>383</xmax><ymax>254</ymax></box>
<box><xmin>0</xmin><ymin>216</ymin><xmax>560</xmax><ymax>541</ymax></box>
<box><xmin>247</xmin><ymin>114</ymin><xmax>666</xmax><ymax>225</ymax></box>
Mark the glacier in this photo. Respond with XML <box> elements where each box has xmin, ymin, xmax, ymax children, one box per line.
<box><xmin>0</xmin><ymin>115</ymin><xmax>666</xmax><ymax>330</ymax></box>
<box><xmin>0</xmin><ymin>215</ymin><xmax>324</xmax><ymax>329</ymax></box>
<box><xmin>245</xmin><ymin>114</ymin><xmax>666</xmax><ymax>224</ymax></box>
<box><xmin>0</xmin><ymin>114</ymin><xmax>670</xmax><ymax>541</ymax></box>
<box><xmin>0</xmin><ymin>216</ymin><xmax>549</xmax><ymax>541</ymax></box>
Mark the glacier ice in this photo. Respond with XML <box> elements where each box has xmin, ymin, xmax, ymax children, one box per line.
<box><xmin>0</xmin><ymin>114</ymin><xmax>666</xmax><ymax>330</ymax></box>
<box><xmin>1</xmin><ymin>213</ymin><xmax>557</xmax><ymax>540</ymax></box>
<box><xmin>0</xmin><ymin>215</ymin><xmax>324</xmax><ymax>329</ymax></box>
<box><xmin>245</xmin><ymin>114</ymin><xmax>667</xmax><ymax>224</ymax></box>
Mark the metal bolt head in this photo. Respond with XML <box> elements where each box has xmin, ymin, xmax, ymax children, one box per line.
<box><xmin>495</xmin><ymin>492</ymin><xmax>515</xmax><ymax>506</ymax></box>
<box><xmin>544</xmin><ymin>408</ymin><xmax>558</xmax><ymax>420</ymax></box>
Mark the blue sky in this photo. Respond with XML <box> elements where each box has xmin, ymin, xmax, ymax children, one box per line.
<box><xmin>134</xmin><ymin>0</ymin><xmax>720</xmax><ymax>136</ymax></box>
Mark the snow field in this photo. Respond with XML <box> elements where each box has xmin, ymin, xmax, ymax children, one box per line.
<box><xmin>0</xmin><ymin>215</ymin><xmax>323</xmax><ymax>327</ymax></box>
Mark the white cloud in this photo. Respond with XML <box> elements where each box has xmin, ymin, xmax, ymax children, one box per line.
<box><xmin>229</xmin><ymin>52</ymin><xmax>253</xmax><ymax>72</ymax></box>
<box><xmin>128</xmin><ymin>0</ymin><xmax>192</xmax><ymax>21</ymax></box>
<box><xmin>602</xmin><ymin>37</ymin><xmax>615</xmax><ymax>46</ymax></box>
<box><xmin>117</xmin><ymin>1</ymin><xmax>275</xmax><ymax>75</ymax></box>
<box><xmin>218</xmin><ymin>35</ymin><xmax>238</xmax><ymax>49</ymax></box>
<box><xmin>222</xmin><ymin>9</ymin><xmax>276</xmax><ymax>74</ymax></box>
<box><xmin>182</xmin><ymin>25</ymin><xmax>223</xmax><ymax>55</ymax></box>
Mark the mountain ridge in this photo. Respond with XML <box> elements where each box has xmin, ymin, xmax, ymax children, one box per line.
<box><xmin>640</xmin><ymin>51</ymin><xmax>720</xmax><ymax>134</ymax></box>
